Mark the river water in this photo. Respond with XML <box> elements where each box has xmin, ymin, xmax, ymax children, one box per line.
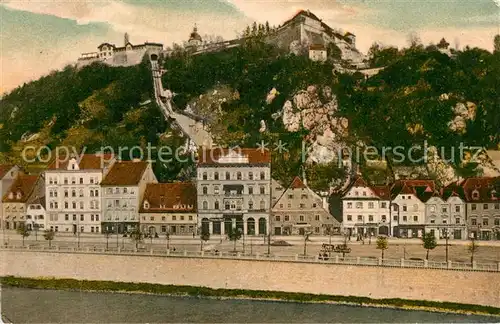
<box><xmin>1</xmin><ymin>287</ymin><xmax>498</xmax><ymax>323</ymax></box>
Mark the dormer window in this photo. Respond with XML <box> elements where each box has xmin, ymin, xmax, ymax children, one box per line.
<box><xmin>492</xmin><ymin>190</ymin><xmax>497</xmax><ymax>200</ymax></box>
<box><xmin>472</xmin><ymin>190</ymin><xmax>480</xmax><ymax>200</ymax></box>
<box><xmin>144</xmin><ymin>201</ymin><xmax>149</xmax><ymax>209</ymax></box>
<box><xmin>16</xmin><ymin>190</ymin><xmax>22</xmax><ymax>199</ymax></box>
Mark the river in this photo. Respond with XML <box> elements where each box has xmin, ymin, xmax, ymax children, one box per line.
<box><xmin>1</xmin><ymin>287</ymin><xmax>498</xmax><ymax>323</ymax></box>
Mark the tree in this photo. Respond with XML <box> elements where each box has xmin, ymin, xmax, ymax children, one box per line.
<box><xmin>227</xmin><ymin>226</ymin><xmax>242</xmax><ymax>252</ymax></box>
<box><xmin>494</xmin><ymin>34</ymin><xmax>500</xmax><ymax>53</ymax></box>
<box><xmin>265</xmin><ymin>21</ymin><xmax>270</xmax><ymax>34</ymax></box>
<box><xmin>43</xmin><ymin>229</ymin><xmax>55</xmax><ymax>248</ymax></box>
<box><xmin>421</xmin><ymin>232</ymin><xmax>437</xmax><ymax>260</ymax></box>
<box><xmin>407</xmin><ymin>32</ymin><xmax>422</xmax><ymax>48</ymax></box>
<box><xmin>468</xmin><ymin>238</ymin><xmax>479</xmax><ymax>264</ymax></box>
<box><xmin>129</xmin><ymin>228</ymin><xmax>144</xmax><ymax>250</ymax></box>
<box><xmin>200</xmin><ymin>231</ymin><xmax>210</xmax><ymax>251</ymax></box>
<box><xmin>376</xmin><ymin>236</ymin><xmax>388</xmax><ymax>259</ymax></box>
<box><xmin>16</xmin><ymin>223</ymin><xmax>30</xmax><ymax>246</ymax></box>
<box><xmin>437</xmin><ymin>38</ymin><xmax>450</xmax><ymax>49</ymax></box>
<box><xmin>251</xmin><ymin>22</ymin><xmax>258</xmax><ymax>36</ymax></box>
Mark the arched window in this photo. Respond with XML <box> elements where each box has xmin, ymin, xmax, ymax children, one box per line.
<box><xmin>71</xmin><ymin>190</ymin><xmax>76</xmax><ymax>197</ymax></box>
<box><xmin>202</xmin><ymin>172</ymin><xmax>207</xmax><ymax>180</ymax></box>
<box><xmin>202</xmin><ymin>186</ymin><xmax>208</xmax><ymax>195</ymax></box>
<box><xmin>214</xmin><ymin>172</ymin><xmax>219</xmax><ymax>180</ymax></box>
<box><xmin>202</xmin><ymin>201</ymin><xmax>208</xmax><ymax>210</ymax></box>
<box><xmin>214</xmin><ymin>201</ymin><xmax>220</xmax><ymax>210</ymax></box>
<box><xmin>260</xmin><ymin>172</ymin><xmax>265</xmax><ymax>180</ymax></box>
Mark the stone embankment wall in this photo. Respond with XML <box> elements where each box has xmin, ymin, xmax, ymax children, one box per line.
<box><xmin>1</xmin><ymin>251</ymin><xmax>499</xmax><ymax>307</ymax></box>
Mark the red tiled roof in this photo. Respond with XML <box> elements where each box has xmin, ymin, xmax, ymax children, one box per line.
<box><xmin>0</xmin><ymin>165</ymin><xmax>15</xmax><ymax>179</ymax></box>
<box><xmin>371</xmin><ymin>185</ymin><xmax>390</xmax><ymax>200</ymax></box>
<box><xmin>140</xmin><ymin>182</ymin><xmax>196</xmax><ymax>213</ymax></box>
<box><xmin>197</xmin><ymin>148</ymin><xmax>271</xmax><ymax>165</ymax></box>
<box><xmin>461</xmin><ymin>177</ymin><xmax>498</xmax><ymax>202</ymax></box>
<box><xmin>2</xmin><ymin>174</ymin><xmax>39</xmax><ymax>203</ymax></box>
<box><xmin>391</xmin><ymin>179</ymin><xmax>436</xmax><ymax>200</ymax></box>
<box><xmin>101</xmin><ymin>161</ymin><xmax>149</xmax><ymax>186</ymax></box>
<box><xmin>48</xmin><ymin>154</ymin><xmax>114</xmax><ymax>170</ymax></box>
<box><xmin>289</xmin><ymin>176</ymin><xmax>307</xmax><ymax>189</ymax></box>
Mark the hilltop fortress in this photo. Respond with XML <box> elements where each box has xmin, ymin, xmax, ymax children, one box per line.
<box><xmin>77</xmin><ymin>10</ymin><xmax>366</xmax><ymax>68</ymax></box>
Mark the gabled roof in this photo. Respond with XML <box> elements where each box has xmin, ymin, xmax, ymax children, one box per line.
<box><xmin>47</xmin><ymin>154</ymin><xmax>114</xmax><ymax>170</ymax></box>
<box><xmin>461</xmin><ymin>177</ymin><xmax>498</xmax><ymax>202</ymax></box>
<box><xmin>140</xmin><ymin>182</ymin><xmax>196</xmax><ymax>213</ymax></box>
<box><xmin>197</xmin><ymin>148</ymin><xmax>271</xmax><ymax>165</ymax></box>
<box><xmin>342</xmin><ymin>177</ymin><xmax>390</xmax><ymax>200</ymax></box>
<box><xmin>2</xmin><ymin>174</ymin><xmax>39</xmax><ymax>203</ymax></box>
<box><xmin>101</xmin><ymin>161</ymin><xmax>149</xmax><ymax>186</ymax></box>
<box><xmin>309</xmin><ymin>44</ymin><xmax>326</xmax><ymax>50</ymax></box>
<box><xmin>0</xmin><ymin>165</ymin><xmax>16</xmax><ymax>179</ymax></box>
<box><xmin>290</xmin><ymin>176</ymin><xmax>307</xmax><ymax>189</ymax></box>
<box><xmin>98</xmin><ymin>43</ymin><xmax>115</xmax><ymax>49</ymax></box>
<box><xmin>391</xmin><ymin>179</ymin><xmax>435</xmax><ymax>200</ymax></box>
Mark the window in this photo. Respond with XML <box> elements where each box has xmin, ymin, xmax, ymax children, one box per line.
<box><xmin>202</xmin><ymin>201</ymin><xmax>208</xmax><ymax>210</ymax></box>
<box><xmin>299</xmin><ymin>215</ymin><xmax>304</xmax><ymax>221</ymax></box>
<box><xmin>202</xmin><ymin>187</ymin><xmax>208</xmax><ymax>195</ymax></box>
<box><xmin>80</xmin><ymin>202</ymin><xmax>84</xmax><ymax>210</ymax></box>
<box><xmin>79</xmin><ymin>189</ymin><xmax>84</xmax><ymax>197</ymax></box>
<box><xmin>355</xmin><ymin>191</ymin><xmax>359</xmax><ymax>196</ymax></box>
<box><xmin>393</xmin><ymin>215</ymin><xmax>397</xmax><ymax>221</ymax></box>
<box><xmin>161</xmin><ymin>226</ymin><xmax>167</xmax><ymax>233</ymax></box>
<box><xmin>355</xmin><ymin>202</ymin><xmax>362</xmax><ymax>209</ymax></box>
<box><xmin>276</xmin><ymin>215</ymin><xmax>281</xmax><ymax>221</ymax></box>
<box><xmin>91</xmin><ymin>215</ymin><xmax>95</xmax><ymax>221</ymax></box>
<box><xmin>96</xmin><ymin>226</ymin><xmax>100</xmax><ymax>233</ymax></box>
<box><xmin>430</xmin><ymin>220</ymin><xmax>435</xmax><ymax>224</ymax></box>
<box><xmin>150</xmin><ymin>216</ymin><xmax>154</xmax><ymax>221</ymax></box>
<box><xmin>495</xmin><ymin>219</ymin><xmax>500</xmax><ymax>226</ymax></box>
<box><xmin>248</xmin><ymin>201</ymin><xmax>253</xmax><ymax>210</ymax></box>
<box><xmin>71</xmin><ymin>177</ymin><xmax>76</xmax><ymax>184</ymax></box>
<box><xmin>214</xmin><ymin>172</ymin><xmax>219</xmax><ymax>180</ymax></box>
<box><xmin>90</xmin><ymin>178</ymin><xmax>94</xmax><ymax>184</ymax></box>
<box><xmin>73</xmin><ymin>215</ymin><xmax>77</xmax><ymax>221</ymax></box>
<box><xmin>368</xmin><ymin>202</ymin><xmax>374</xmax><ymax>209</ymax></box>
<box><xmin>455</xmin><ymin>218</ymin><xmax>460</xmax><ymax>224</ymax></box>
<box><xmin>413</xmin><ymin>216</ymin><xmax>418</xmax><ymax>222</ymax></box>
<box><xmin>315</xmin><ymin>227</ymin><xmax>320</xmax><ymax>233</ymax></box>
<box><xmin>55</xmin><ymin>226</ymin><xmax>59</xmax><ymax>232</ymax></box>
<box><xmin>189</xmin><ymin>216</ymin><xmax>193</xmax><ymax>221</ymax></box>
<box><xmin>64</xmin><ymin>178</ymin><xmax>68</xmax><ymax>184</ymax></box>
<box><xmin>95</xmin><ymin>215</ymin><xmax>99</xmax><ymax>221</ymax></box>
<box><xmin>259</xmin><ymin>200</ymin><xmax>265</xmax><ymax>210</ymax></box>
<box><xmin>315</xmin><ymin>215</ymin><xmax>320</xmax><ymax>221</ymax></box>
<box><xmin>80</xmin><ymin>226</ymin><xmax>84</xmax><ymax>232</ymax></box>
<box><xmin>214</xmin><ymin>186</ymin><xmax>219</xmax><ymax>195</ymax></box>
<box><xmin>65</xmin><ymin>202</ymin><xmax>69</xmax><ymax>209</ymax></box>
<box><xmin>482</xmin><ymin>218</ymin><xmax>489</xmax><ymax>226</ymax></box>
<box><xmin>347</xmin><ymin>202</ymin><xmax>353</xmax><ymax>208</ymax></box>
<box><xmin>381</xmin><ymin>215</ymin><xmax>387</xmax><ymax>222</ymax></box>
<box><xmin>368</xmin><ymin>215</ymin><xmax>373</xmax><ymax>222</ymax></box>
<box><xmin>362</xmin><ymin>191</ymin><xmax>367</xmax><ymax>197</ymax></box>
<box><xmin>72</xmin><ymin>202</ymin><xmax>76</xmax><ymax>209</ymax></box>
<box><xmin>495</xmin><ymin>203</ymin><xmax>499</xmax><ymax>210</ymax></box>
<box><xmin>215</xmin><ymin>201</ymin><xmax>220</xmax><ymax>209</ymax></box>
<box><xmin>260</xmin><ymin>172</ymin><xmax>265</xmax><ymax>180</ymax></box>
<box><xmin>381</xmin><ymin>202</ymin><xmax>387</xmax><ymax>208</ymax></box>
<box><xmin>64</xmin><ymin>190</ymin><xmax>69</xmax><ymax>198</ymax></box>
<box><xmin>472</xmin><ymin>191</ymin><xmax>479</xmax><ymax>200</ymax></box>
<box><xmin>285</xmin><ymin>215</ymin><xmax>289</xmax><ymax>221</ymax></box>
<box><xmin>202</xmin><ymin>172</ymin><xmax>207</xmax><ymax>180</ymax></box>
<box><xmin>226</xmin><ymin>172</ymin><xmax>230</xmax><ymax>180</ymax></box>
<box><xmin>357</xmin><ymin>215</ymin><xmax>362</xmax><ymax>221</ymax></box>
<box><xmin>123</xmin><ymin>188</ymin><xmax>127</xmax><ymax>194</ymax></box>
<box><xmin>248</xmin><ymin>187</ymin><xmax>253</xmax><ymax>195</ymax></box>
<box><xmin>471</xmin><ymin>218</ymin><xmax>477</xmax><ymax>225</ymax></box>
<box><xmin>402</xmin><ymin>205</ymin><xmax>407</xmax><ymax>212</ymax></box>
<box><xmin>80</xmin><ymin>178</ymin><xmax>84</xmax><ymax>184</ymax></box>
<box><xmin>471</xmin><ymin>204</ymin><xmax>477</xmax><ymax>211</ymax></box>
<box><xmin>347</xmin><ymin>215</ymin><xmax>352</xmax><ymax>221</ymax></box>
<box><xmin>301</xmin><ymin>194</ymin><xmax>307</xmax><ymax>199</ymax></box>
<box><xmin>91</xmin><ymin>227</ymin><xmax>94</xmax><ymax>233</ymax></box>
<box><xmin>455</xmin><ymin>205</ymin><xmax>460</xmax><ymax>212</ymax></box>
<box><xmin>441</xmin><ymin>206</ymin><xmax>447</xmax><ymax>213</ymax></box>
<box><xmin>80</xmin><ymin>215</ymin><xmax>84</xmax><ymax>221</ymax></box>
<box><xmin>65</xmin><ymin>214</ymin><xmax>69</xmax><ymax>221</ymax></box>
<box><xmin>299</xmin><ymin>203</ymin><xmax>305</xmax><ymax>208</ymax></box>
<box><xmin>260</xmin><ymin>186</ymin><xmax>265</xmax><ymax>194</ymax></box>
<box><xmin>237</xmin><ymin>172</ymin><xmax>242</xmax><ymax>180</ymax></box>
<box><xmin>312</xmin><ymin>203</ymin><xmax>317</xmax><ymax>208</ymax></box>
<box><xmin>403</xmin><ymin>216</ymin><xmax>407</xmax><ymax>221</ymax></box>
<box><xmin>180</xmin><ymin>216</ymin><xmax>185</xmax><ymax>221</ymax></box>
<box><xmin>248</xmin><ymin>172</ymin><xmax>253</xmax><ymax>180</ymax></box>
<box><xmin>483</xmin><ymin>204</ymin><xmax>489</xmax><ymax>210</ymax></box>
<box><xmin>172</xmin><ymin>216</ymin><xmax>177</xmax><ymax>221</ymax></box>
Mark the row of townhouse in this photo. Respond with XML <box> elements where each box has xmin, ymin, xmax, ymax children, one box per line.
<box><xmin>1</xmin><ymin>148</ymin><xmax>339</xmax><ymax>237</ymax></box>
<box><xmin>341</xmin><ymin>177</ymin><xmax>500</xmax><ymax>240</ymax></box>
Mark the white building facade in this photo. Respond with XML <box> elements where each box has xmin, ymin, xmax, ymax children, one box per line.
<box><xmin>44</xmin><ymin>154</ymin><xmax>115</xmax><ymax>234</ymax></box>
<box><xmin>197</xmin><ymin>148</ymin><xmax>271</xmax><ymax>236</ymax></box>
<box><xmin>342</xmin><ymin>178</ymin><xmax>391</xmax><ymax>237</ymax></box>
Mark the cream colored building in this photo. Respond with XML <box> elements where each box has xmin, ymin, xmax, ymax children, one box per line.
<box><xmin>44</xmin><ymin>154</ymin><xmax>115</xmax><ymax>234</ymax></box>
<box><xmin>101</xmin><ymin>160</ymin><xmax>157</xmax><ymax>234</ymax></box>
<box><xmin>272</xmin><ymin>176</ymin><xmax>340</xmax><ymax>235</ymax></box>
<box><xmin>0</xmin><ymin>165</ymin><xmax>20</xmax><ymax>230</ymax></box>
<box><xmin>2</xmin><ymin>173</ymin><xmax>44</xmax><ymax>231</ymax></box>
<box><xmin>139</xmin><ymin>182</ymin><xmax>197</xmax><ymax>235</ymax></box>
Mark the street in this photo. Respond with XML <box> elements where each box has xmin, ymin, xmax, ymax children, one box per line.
<box><xmin>2</xmin><ymin>232</ymin><xmax>499</xmax><ymax>263</ymax></box>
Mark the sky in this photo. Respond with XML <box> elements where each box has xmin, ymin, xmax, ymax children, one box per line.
<box><xmin>1</xmin><ymin>0</ymin><xmax>499</xmax><ymax>94</ymax></box>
